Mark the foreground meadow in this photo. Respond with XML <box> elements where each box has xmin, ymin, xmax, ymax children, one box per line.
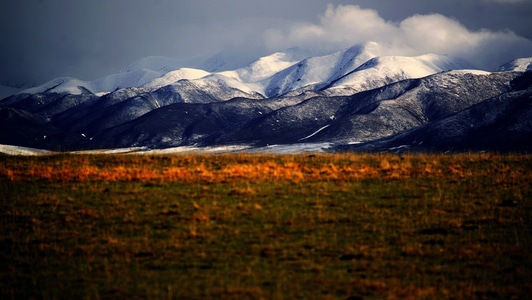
<box><xmin>1</xmin><ymin>153</ymin><xmax>531</xmax><ymax>299</ymax></box>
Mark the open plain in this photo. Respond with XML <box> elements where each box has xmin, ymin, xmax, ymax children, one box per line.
<box><xmin>1</xmin><ymin>153</ymin><xmax>531</xmax><ymax>299</ymax></box>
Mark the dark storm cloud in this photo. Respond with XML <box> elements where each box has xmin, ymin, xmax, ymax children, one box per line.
<box><xmin>1</xmin><ymin>0</ymin><xmax>531</xmax><ymax>88</ymax></box>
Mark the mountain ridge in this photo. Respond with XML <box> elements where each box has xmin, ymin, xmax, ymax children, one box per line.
<box><xmin>10</xmin><ymin>42</ymin><xmax>471</xmax><ymax>99</ymax></box>
<box><xmin>1</xmin><ymin>42</ymin><xmax>531</xmax><ymax>153</ymax></box>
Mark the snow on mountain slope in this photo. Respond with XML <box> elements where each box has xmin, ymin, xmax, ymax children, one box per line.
<box><xmin>19</xmin><ymin>77</ymin><xmax>95</xmax><ymax>95</ymax></box>
<box><xmin>15</xmin><ymin>42</ymin><xmax>480</xmax><ymax>101</ymax></box>
<box><xmin>120</xmin><ymin>56</ymin><xmax>199</xmax><ymax>73</ymax></box>
<box><xmin>221</xmin><ymin>48</ymin><xmax>316</xmax><ymax>83</ymax></box>
<box><xmin>91</xmin><ymin>68</ymin><xmax>164</xmax><ymax>93</ymax></box>
<box><xmin>316</xmin><ymin>71</ymin><xmax>516</xmax><ymax>144</ymax></box>
<box><xmin>140</xmin><ymin>48</ymin><xmax>312</xmax><ymax>96</ymax></box>
<box><xmin>15</xmin><ymin>51</ymin><xmax>257</xmax><ymax>97</ymax></box>
<box><xmin>324</xmin><ymin>54</ymin><xmax>472</xmax><ymax>96</ymax></box>
<box><xmin>0</xmin><ymin>144</ymin><xmax>54</xmax><ymax>156</ymax></box>
<box><xmin>191</xmin><ymin>43</ymin><xmax>468</xmax><ymax>99</ymax></box>
<box><xmin>17</xmin><ymin>68</ymin><xmax>166</xmax><ymax>96</ymax></box>
<box><xmin>18</xmin><ymin>56</ymin><xmax>193</xmax><ymax>95</ymax></box>
<box><xmin>142</xmin><ymin>68</ymin><xmax>211</xmax><ymax>90</ymax></box>
<box><xmin>496</xmin><ymin>57</ymin><xmax>532</xmax><ymax>72</ymax></box>
<box><xmin>138</xmin><ymin>43</ymin><xmax>378</xmax><ymax>100</ymax></box>
<box><xmin>2</xmin><ymin>64</ymin><xmax>528</xmax><ymax>152</ymax></box>
<box><xmin>264</xmin><ymin>42</ymin><xmax>382</xmax><ymax>97</ymax></box>
<box><xmin>341</xmin><ymin>73</ymin><xmax>532</xmax><ymax>153</ymax></box>
<box><xmin>189</xmin><ymin>74</ymin><xmax>265</xmax><ymax>100</ymax></box>
<box><xmin>197</xmin><ymin>50</ymin><xmax>263</xmax><ymax>73</ymax></box>
<box><xmin>209</xmin><ymin>70</ymin><xmax>517</xmax><ymax>147</ymax></box>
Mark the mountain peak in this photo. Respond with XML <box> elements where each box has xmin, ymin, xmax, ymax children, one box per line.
<box><xmin>20</xmin><ymin>42</ymin><xmax>479</xmax><ymax>100</ymax></box>
<box><xmin>496</xmin><ymin>57</ymin><xmax>532</xmax><ymax>72</ymax></box>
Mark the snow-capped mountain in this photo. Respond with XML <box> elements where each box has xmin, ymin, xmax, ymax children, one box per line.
<box><xmin>339</xmin><ymin>71</ymin><xmax>532</xmax><ymax>152</ymax></box>
<box><xmin>206</xmin><ymin>71</ymin><xmax>515</xmax><ymax>147</ymax></box>
<box><xmin>262</xmin><ymin>42</ymin><xmax>382</xmax><ymax>97</ymax></box>
<box><xmin>496</xmin><ymin>57</ymin><xmax>532</xmax><ymax>72</ymax></box>
<box><xmin>323</xmin><ymin>54</ymin><xmax>472</xmax><ymax>96</ymax></box>
<box><xmin>12</xmin><ymin>50</ymin><xmax>260</xmax><ymax>97</ymax></box>
<box><xmin>1</xmin><ymin>42</ymin><xmax>531</xmax><ymax>153</ymax></box>
<box><xmin>11</xmin><ymin>42</ymin><xmax>470</xmax><ymax>100</ymax></box>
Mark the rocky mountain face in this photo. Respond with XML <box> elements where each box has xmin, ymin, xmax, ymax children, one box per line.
<box><xmin>338</xmin><ymin>71</ymin><xmax>532</xmax><ymax>152</ymax></box>
<box><xmin>1</xmin><ymin>44</ymin><xmax>531</xmax><ymax>153</ymax></box>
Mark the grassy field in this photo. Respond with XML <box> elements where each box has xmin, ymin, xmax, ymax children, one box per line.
<box><xmin>1</xmin><ymin>152</ymin><xmax>531</xmax><ymax>299</ymax></box>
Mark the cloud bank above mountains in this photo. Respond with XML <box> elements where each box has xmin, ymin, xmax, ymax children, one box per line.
<box><xmin>1</xmin><ymin>1</ymin><xmax>531</xmax><ymax>89</ymax></box>
<box><xmin>264</xmin><ymin>5</ymin><xmax>532</xmax><ymax>70</ymax></box>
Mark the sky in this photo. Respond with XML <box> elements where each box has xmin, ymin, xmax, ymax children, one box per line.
<box><xmin>1</xmin><ymin>0</ymin><xmax>532</xmax><ymax>88</ymax></box>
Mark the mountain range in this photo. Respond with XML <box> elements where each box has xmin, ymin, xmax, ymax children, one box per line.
<box><xmin>1</xmin><ymin>42</ymin><xmax>531</xmax><ymax>153</ymax></box>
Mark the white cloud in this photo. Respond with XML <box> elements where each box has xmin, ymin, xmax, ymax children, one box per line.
<box><xmin>263</xmin><ymin>4</ymin><xmax>532</xmax><ymax>69</ymax></box>
<box><xmin>264</xmin><ymin>5</ymin><xmax>397</xmax><ymax>53</ymax></box>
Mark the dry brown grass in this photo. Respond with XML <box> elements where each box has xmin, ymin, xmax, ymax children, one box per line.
<box><xmin>3</xmin><ymin>152</ymin><xmax>529</xmax><ymax>184</ymax></box>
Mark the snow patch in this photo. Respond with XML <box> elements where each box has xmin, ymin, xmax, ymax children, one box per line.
<box><xmin>142</xmin><ymin>68</ymin><xmax>211</xmax><ymax>90</ymax></box>
<box><xmin>496</xmin><ymin>57</ymin><xmax>532</xmax><ymax>72</ymax></box>
<box><xmin>0</xmin><ymin>143</ymin><xmax>335</xmax><ymax>156</ymax></box>
<box><xmin>16</xmin><ymin>42</ymin><xmax>483</xmax><ymax>101</ymax></box>
<box><xmin>246</xmin><ymin>143</ymin><xmax>334</xmax><ymax>154</ymax></box>
<box><xmin>0</xmin><ymin>144</ymin><xmax>54</xmax><ymax>156</ymax></box>
<box><xmin>70</xmin><ymin>147</ymin><xmax>151</xmax><ymax>155</ymax></box>
<box><xmin>299</xmin><ymin>125</ymin><xmax>331</xmax><ymax>141</ymax></box>
<box><xmin>19</xmin><ymin>77</ymin><xmax>93</xmax><ymax>95</ymax></box>
<box><xmin>140</xmin><ymin>145</ymin><xmax>253</xmax><ymax>154</ymax></box>
<box><xmin>328</xmin><ymin>54</ymin><xmax>473</xmax><ymax>94</ymax></box>
<box><xmin>447</xmin><ymin>69</ymin><xmax>492</xmax><ymax>76</ymax></box>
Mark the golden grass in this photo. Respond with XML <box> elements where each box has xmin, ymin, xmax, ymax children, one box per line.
<box><xmin>2</xmin><ymin>152</ymin><xmax>529</xmax><ymax>183</ymax></box>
